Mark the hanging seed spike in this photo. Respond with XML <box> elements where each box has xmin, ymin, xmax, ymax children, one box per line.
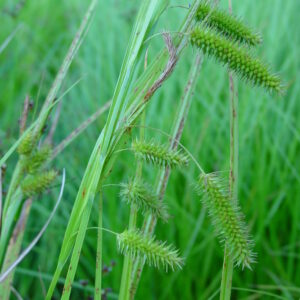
<box><xmin>18</xmin><ymin>131</ymin><xmax>36</xmax><ymax>156</ymax></box>
<box><xmin>190</xmin><ymin>26</ymin><xmax>282</xmax><ymax>94</ymax></box>
<box><xmin>22</xmin><ymin>145</ymin><xmax>52</xmax><ymax>174</ymax></box>
<box><xmin>196</xmin><ymin>2</ymin><xmax>262</xmax><ymax>46</ymax></box>
<box><xmin>117</xmin><ymin>230</ymin><xmax>184</xmax><ymax>271</ymax></box>
<box><xmin>132</xmin><ymin>139</ymin><xmax>189</xmax><ymax>168</ymax></box>
<box><xmin>120</xmin><ymin>179</ymin><xmax>169</xmax><ymax>221</ymax></box>
<box><xmin>198</xmin><ymin>173</ymin><xmax>254</xmax><ymax>269</ymax></box>
<box><xmin>21</xmin><ymin>169</ymin><xmax>58</xmax><ymax>197</ymax></box>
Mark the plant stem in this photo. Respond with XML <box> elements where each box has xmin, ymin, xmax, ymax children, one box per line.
<box><xmin>220</xmin><ymin>2</ymin><xmax>238</xmax><ymax>299</ymax></box>
<box><xmin>0</xmin><ymin>198</ymin><xmax>32</xmax><ymax>300</ymax></box>
<box><xmin>95</xmin><ymin>190</ymin><xmax>103</xmax><ymax>300</ymax></box>
<box><xmin>119</xmin><ymin>107</ymin><xmax>145</xmax><ymax>300</ymax></box>
<box><xmin>118</xmin><ymin>205</ymin><xmax>137</xmax><ymax>300</ymax></box>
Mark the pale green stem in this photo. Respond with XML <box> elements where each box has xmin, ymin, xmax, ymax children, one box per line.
<box><xmin>119</xmin><ymin>109</ymin><xmax>145</xmax><ymax>300</ymax></box>
<box><xmin>0</xmin><ymin>162</ymin><xmax>23</xmax><ymax>267</ymax></box>
<box><xmin>94</xmin><ymin>190</ymin><xmax>103</xmax><ymax>300</ymax></box>
<box><xmin>118</xmin><ymin>205</ymin><xmax>137</xmax><ymax>300</ymax></box>
<box><xmin>220</xmin><ymin>2</ymin><xmax>239</xmax><ymax>299</ymax></box>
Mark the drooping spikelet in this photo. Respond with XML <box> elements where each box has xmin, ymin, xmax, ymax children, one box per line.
<box><xmin>120</xmin><ymin>179</ymin><xmax>169</xmax><ymax>221</ymax></box>
<box><xmin>196</xmin><ymin>3</ymin><xmax>262</xmax><ymax>46</ymax></box>
<box><xmin>190</xmin><ymin>26</ymin><xmax>282</xmax><ymax>93</ymax></box>
<box><xmin>22</xmin><ymin>145</ymin><xmax>52</xmax><ymax>174</ymax></box>
<box><xmin>21</xmin><ymin>170</ymin><xmax>57</xmax><ymax>197</ymax></box>
<box><xmin>117</xmin><ymin>230</ymin><xmax>184</xmax><ymax>271</ymax></box>
<box><xmin>132</xmin><ymin>140</ymin><xmax>189</xmax><ymax>168</ymax></box>
<box><xmin>18</xmin><ymin>131</ymin><xmax>36</xmax><ymax>155</ymax></box>
<box><xmin>198</xmin><ymin>173</ymin><xmax>254</xmax><ymax>269</ymax></box>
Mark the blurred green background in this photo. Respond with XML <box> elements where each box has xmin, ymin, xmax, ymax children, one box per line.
<box><xmin>0</xmin><ymin>0</ymin><xmax>299</xmax><ymax>299</ymax></box>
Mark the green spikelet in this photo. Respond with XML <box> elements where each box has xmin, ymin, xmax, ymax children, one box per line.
<box><xmin>120</xmin><ymin>179</ymin><xmax>169</xmax><ymax>221</ymax></box>
<box><xmin>22</xmin><ymin>145</ymin><xmax>52</xmax><ymax>174</ymax></box>
<box><xmin>21</xmin><ymin>170</ymin><xmax>57</xmax><ymax>197</ymax></box>
<box><xmin>198</xmin><ymin>173</ymin><xmax>254</xmax><ymax>269</ymax></box>
<box><xmin>18</xmin><ymin>131</ymin><xmax>36</xmax><ymax>155</ymax></box>
<box><xmin>190</xmin><ymin>26</ymin><xmax>282</xmax><ymax>93</ymax></box>
<box><xmin>132</xmin><ymin>140</ymin><xmax>189</xmax><ymax>168</ymax></box>
<box><xmin>117</xmin><ymin>230</ymin><xmax>184</xmax><ymax>271</ymax></box>
<box><xmin>196</xmin><ymin>3</ymin><xmax>262</xmax><ymax>46</ymax></box>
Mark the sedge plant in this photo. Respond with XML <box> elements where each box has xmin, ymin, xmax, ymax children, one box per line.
<box><xmin>0</xmin><ymin>0</ymin><xmax>284</xmax><ymax>299</ymax></box>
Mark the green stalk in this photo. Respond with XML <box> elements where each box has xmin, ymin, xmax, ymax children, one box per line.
<box><xmin>0</xmin><ymin>199</ymin><xmax>32</xmax><ymax>300</ymax></box>
<box><xmin>220</xmin><ymin>2</ymin><xmax>238</xmax><ymax>299</ymax></box>
<box><xmin>119</xmin><ymin>109</ymin><xmax>145</xmax><ymax>300</ymax></box>
<box><xmin>94</xmin><ymin>190</ymin><xmax>103</xmax><ymax>300</ymax></box>
<box><xmin>0</xmin><ymin>161</ymin><xmax>22</xmax><ymax>267</ymax></box>
<box><xmin>119</xmin><ymin>205</ymin><xmax>138</xmax><ymax>300</ymax></box>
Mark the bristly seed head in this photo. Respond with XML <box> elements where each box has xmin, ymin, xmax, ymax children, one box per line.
<box><xmin>197</xmin><ymin>173</ymin><xmax>255</xmax><ymax>269</ymax></box>
<box><xmin>21</xmin><ymin>145</ymin><xmax>52</xmax><ymax>174</ymax></box>
<box><xmin>120</xmin><ymin>179</ymin><xmax>169</xmax><ymax>222</ymax></box>
<box><xmin>196</xmin><ymin>3</ymin><xmax>262</xmax><ymax>46</ymax></box>
<box><xmin>117</xmin><ymin>229</ymin><xmax>184</xmax><ymax>271</ymax></box>
<box><xmin>190</xmin><ymin>26</ymin><xmax>283</xmax><ymax>94</ymax></box>
<box><xmin>18</xmin><ymin>131</ymin><xmax>36</xmax><ymax>156</ymax></box>
<box><xmin>132</xmin><ymin>139</ymin><xmax>189</xmax><ymax>168</ymax></box>
<box><xmin>21</xmin><ymin>170</ymin><xmax>58</xmax><ymax>197</ymax></box>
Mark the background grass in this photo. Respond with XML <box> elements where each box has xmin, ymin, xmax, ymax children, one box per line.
<box><xmin>0</xmin><ymin>0</ymin><xmax>299</xmax><ymax>299</ymax></box>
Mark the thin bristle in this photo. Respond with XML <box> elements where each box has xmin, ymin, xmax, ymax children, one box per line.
<box><xmin>196</xmin><ymin>3</ymin><xmax>262</xmax><ymax>46</ymax></box>
<box><xmin>198</xmin><ymin>173</ymin><xmax>255</xmax><ymax>269</ymax></box>
<box><xmin>120</xmin><ymin>179</ymin><xmax>169</xmax><ymax>221</ymax></box>
<box><xmin>132</xmin><ymin>139</ymin><xmax>189</xmax><ymax>168</ymax></box>
<box><xmin>117</xmin><ymin>230</ymin><xmax>184</xmax><ymax>271</ymax></box>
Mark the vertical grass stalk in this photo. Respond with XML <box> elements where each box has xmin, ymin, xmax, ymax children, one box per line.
<box><xmin>119</xmin><ymin>101</ymin><xmax>146</xmax><ymax>300</ymax></box>
<box><xmin>94</xmin><ymin>190</ymin><xmax>103</xmax><ymax>300</ymax></box>
<box><xmin>220</xmin><ymin>1</ymin><xmax>238</xmax><ymax>299</ymax></box>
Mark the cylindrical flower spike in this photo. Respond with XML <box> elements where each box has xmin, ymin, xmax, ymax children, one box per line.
<box><xmin>132</xmin><ymin>140</ymin><xmax>189</xmax><ymax>168</ymax></box>
<box><xmin>120</xmin><ymin>179</ymin><xmax>169</xmax><ymax>222</ymax></box>
<box><xmin>196</xmin><ymin>3</ymin><xmax>262</xmax><ymax>46</ymax></box>
<box><xmin>190</xmin><ymin>26</ymin><xmax>282</xmax><ymax>93</ymax></box>
<box><xmin>18</xmin><ymin>131</ymin><xmax>36</xmax><ymax>156</ymax></box>
<box><xmin>22</xmin><ymin>145</ymin><xmax>52</xmax><ymax>174</ymax></box>
<box><xmin>21</xmin><ymin>170</ymin><xmax>57</xmax><ymax>197</ymax></box>
<box><xmin>198</xmin><ymin>173</ymin><xmax>255</xmax><ymax>269</ymax></box>
<box><xmin>117</xmin><ymin>230</ymin><xmax>184</xmax><ymax>271</ymax></box>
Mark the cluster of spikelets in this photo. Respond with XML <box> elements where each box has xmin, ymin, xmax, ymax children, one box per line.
<box><xmin>17</xmin><ymin>131</ymin><xmax>37</xmax><ymax>156</ymax></box>
<box><xmin>21</xmin><ymin>170</ymin><xmax>58</xmax><ymax>197</ymax></box>
<box><xmin>196</xmin><ymin>3</ymin><xmax>261</xmax><ymax>46</ymax></box>
<box><xmin>117</xmin><ymin>230</ymin><xmax>184</xmax><ymax>271</ymax></box>
<box><xmin>197</xmin><ymin>173</ymin><xmax>254</xmax><ymax>269</ymax></box>
<box><xmin>132</xmin><ymin>139</ymin><xmax>189</xmax><ymax>168</ymax></box>
<box><xmin>18</xmin><ymin>131</ymin><xmax>57</xmax><ymax>198</ymax></box>
<box><xmin>117</xmin><ymin>138</ymin><xmax>188</xmax><ymax>272</ymax></box>
<box><xmin>191</xmin><ymin>2</ymin><xmax>282</xmax><ymax>94</ymax></box>
<box><xmin>120</xmin><ymin>179</ymin><xmax>169</xmax><ymax>222</ymax></box>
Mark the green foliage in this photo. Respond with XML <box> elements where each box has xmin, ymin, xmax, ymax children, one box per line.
<box><xmin>196</xmin><ymin>3</ymin><xmax>262</xmax><ymax>46</ymax></box>
<box><xmin>198</xmin><ymin>173</ymin><xmax>254</xmax><ymax>269</ymax></box>
<box><xmin>120</xmin><ymin>179</ymin><xmax>169</xmax><ymax>221</ymax></box>
<box><xmin>21</xmin><ymin>170</ymin><xmax>57</xmax><ymax>197</ymax></box>
<box><xmin>190</xmin><ymin>26</ymin><xmax>282</xmax><ymax>93</ymax></box>
<box><xmin>132</xmin><ymin>140</ymin><xmax>189</xmax><ymax>168</ymax></box>
<box><xmin>117</xmin><ymin>230</ymin><xmax>184</xmax><ymax>271</ymax></box>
